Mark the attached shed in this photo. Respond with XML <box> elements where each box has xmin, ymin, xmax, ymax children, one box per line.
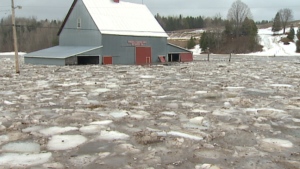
<box><xmin>24</xmin><ymin>0</ymin><xmax>193</xmax><ymax>65</ymax></box>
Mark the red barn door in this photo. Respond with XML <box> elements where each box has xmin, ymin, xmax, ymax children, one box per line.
<box><xmin>103</xmin><ymin>56</ymin><xmax>113</xmax><ymax>65</ymax></box>
<box><xmin>136</xmin><ymin>47</ymin><xmax>152</xmax><ymax>65</ymax></box>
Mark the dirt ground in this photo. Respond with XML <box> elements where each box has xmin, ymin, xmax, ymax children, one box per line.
<box><xmin>0</xmin><ymin>55</ymin><xmax>300</xmax><ymax>169</ymax></box>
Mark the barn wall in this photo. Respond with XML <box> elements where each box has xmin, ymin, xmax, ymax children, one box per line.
<box><xmin>59</xmin><ymin>0</ymin><xmax>102</xmax><ymax>46</ymax></box>
<box><xmin>102</xmin><ymin>34</ymin><xmax>168</xmax><ymax>65</ymax></box>
<box><xmin>25</xmin><ymin>58</ymin><xmax>65</xmax><ymax>66</ymax></box>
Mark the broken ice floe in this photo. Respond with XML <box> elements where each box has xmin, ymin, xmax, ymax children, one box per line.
<box><xmin>69</xmin><ymin>154</ymin><xmax>98</xmax><ymax>167</ymax></box>
<box><xmin>47</xmin><ymin>135</ymin><xmax>87</xmax><ymax>151</ymax></box>
<box><xmin>260</xmin><ymin>138</ymin><xmax>293</xmax><ymax>151</ymax></box>
<box><xmin>270</xmin><ymin>84</ymin><xmax>293</xmax><ymax>88</ymax></box>
<box><xmin>97</xmin><ymin>131</ymin><xmax>130</xmax><ymax>141</ymax></box>
<box><xmin>1</xmin><ymin>142</ymin><xmax>40</xmax><ymax>153</ymax></box>
<box><xmin>79</xmin><ymin>125</ymin><xmax>102</xmax><ymax>134</ymax></box>
<box><xmin>167</xmin><ymin>131</ymin><xmax>203</xmax><ymax>141</ymax></box>
<box><xmin>39</xmin><ymin>126</ymin><xmax>78</xmax><ymax>136</ymax></box>
<box><xmin>160</xmin><ymin>111</ymin><xmax>177</xmax><ymax>116</ymax></box>
<box><xmin>90</xmin><ymin>120</ymin><xmax>113</xmax><ymax>125</ymax></box>
<box><xmin>109</xmin><ymin>110</ymin><xmax>129</xmax><ymax>119</ymax></box>
<box><xmin>0</xmin><ymin>152</ymin><xmax>52</xmax><ymax>167</ymax></box>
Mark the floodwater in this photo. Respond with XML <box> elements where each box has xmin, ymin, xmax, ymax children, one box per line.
<box><xmin>0</xmin><ymin>55</ymin><xmax>300</xmax><ymax>169</ymax></box>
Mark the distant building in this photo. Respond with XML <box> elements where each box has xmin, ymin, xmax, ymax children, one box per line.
<box><xmin>25</xmin><ymin>0</ymin><xmax>192</xmax><ymax>65</ymax></box>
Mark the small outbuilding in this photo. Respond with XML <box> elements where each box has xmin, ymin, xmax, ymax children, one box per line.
<box><xmin>24</xmin><ymin>0</ymin><xmax>193</xmax><ymax>65</ymax></box>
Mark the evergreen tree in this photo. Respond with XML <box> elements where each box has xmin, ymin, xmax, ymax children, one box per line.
<box><xmin>187</xmin><ymin>36</ymin><xmax>196</xmax><ymax>49</ymax></box>
<box><xmin>272</xmin><ymin>12</ymin><xmax>281</xmax><ymax>34</ymax></box>
<box><xmin>224</xmin><ymin>20</ymin><xmax>234</xmax><ymax>35</ymax></box>
<box><xmin>200</xmin><ymin>32</ymin><xmax>209</xmax><ymax>52</ymax></box>
<box><xmin>241</xmin><ymin>17</ymin><xmax>258</xmax><ymax>36</ymax></box>
<box><xmin>287</xmin><ymin>24</ymin><xmax>295</xmax><ymax>41</ymax></box>
<box><xmin>296</xmin><ymin>27</ymin><xmax>300</xmax><ymax>52</ymax></box>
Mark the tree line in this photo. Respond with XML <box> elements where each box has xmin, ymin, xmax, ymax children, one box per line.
<box><xmin>0</xmin><ymin>16</ymin><xmax>61</xmax><ymax>52</ymax></box>
<box><xmin>155</xmin><ymin>14</ymin><xmax>224</xmax><ymax>32</ymax></box>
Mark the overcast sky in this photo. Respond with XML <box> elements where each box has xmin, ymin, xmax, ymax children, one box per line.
<box><xmin>0</xmin><ymin>0</ymin><xmax>299</xmax><ymax>22</ymax></box>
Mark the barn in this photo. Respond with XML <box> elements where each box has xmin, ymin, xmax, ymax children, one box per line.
<box><xmin>24</xmin><ymin>0</ymin><xmax>193</xmax><ymax>65</ymax></box>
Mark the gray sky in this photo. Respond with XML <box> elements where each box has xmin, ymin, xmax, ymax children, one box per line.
<box><xmin>0</xmin><ymin>0</ymin><xmax>299</xmax><ymax>22</ymax></box>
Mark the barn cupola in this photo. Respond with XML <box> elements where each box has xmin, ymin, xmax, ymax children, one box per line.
<box><xmin>113</xmin><ymin>0</ymin><xmax>120</xmax><ymax>3</ymax></box>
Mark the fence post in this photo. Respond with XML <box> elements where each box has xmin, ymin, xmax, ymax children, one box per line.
<box><xmin>207</xmin><ymin>48</ymin><xmax>210</xmax><ymax>61</ymax></box>
<box><xmin>229</xmin><ymin>53</ymin><xmax>232</xmax><ymax>62</ymax></box>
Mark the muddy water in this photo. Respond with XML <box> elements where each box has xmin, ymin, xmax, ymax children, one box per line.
<box><xmin>0</xmin><ymin>56</ymin><xmax>300</xmax><ymax>168</ymax></box>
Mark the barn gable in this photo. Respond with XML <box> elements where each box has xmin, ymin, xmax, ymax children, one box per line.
<box><xmin>59</xmin><ymin>0</ymin><xmax>168</xmax><ymax>38</ymax></box>
<box><xmin>59</xmin><ymin>0</ymin><xmax>102</xmax><ymax>46</ymax></box>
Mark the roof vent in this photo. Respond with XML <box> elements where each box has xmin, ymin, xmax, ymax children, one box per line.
<box><xmin>113</xmin><ymin>0</ymin><xmax>119</xmax><ymax>3</ymax></box>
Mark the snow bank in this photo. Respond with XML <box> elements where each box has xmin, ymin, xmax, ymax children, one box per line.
<box><xmin>0</xmin><ymin>52</ymin><xmax>26</xmax><ymax>56</ymax></box>
<box><xmin>244</xmin><ymin>27</ymin><xmax>300</xmax><ymax>56</ymax></box>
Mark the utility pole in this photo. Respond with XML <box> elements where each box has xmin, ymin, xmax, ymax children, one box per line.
<box><xmin>11</xmin><ymin>0</ymin><xmax>20</xmax><ymax>74</ymax></box>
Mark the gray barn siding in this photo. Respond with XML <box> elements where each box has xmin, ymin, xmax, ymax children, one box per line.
<box><xmin>59</xmin><ymin>0</ymin><xmax>102</xmax><ymax>46</ymax></box>
<box><xmin>25</xmin><ymin>58</ymin><xmax>65</xmax><ymax>66</ymax></box>
<box><xmin>102</xmin><ymin>35</ymin><xmax>167</xmax><ymax>65</ymax></box>
<box><xmin>167</xmin><ymin>44</ymin><xmax>190</xmax><ymax>53</ymax></box>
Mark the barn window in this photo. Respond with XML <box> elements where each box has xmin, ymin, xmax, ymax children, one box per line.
<box><xmin>77</xmin><ymin>18</ymin><xmax>81</xmax><ymax>29</ymax></box>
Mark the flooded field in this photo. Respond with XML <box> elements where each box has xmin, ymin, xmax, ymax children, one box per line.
<box><xmin>0</xmin><ymin>55</ymin><xmax>300</xmax><ymax>169</ymax></box>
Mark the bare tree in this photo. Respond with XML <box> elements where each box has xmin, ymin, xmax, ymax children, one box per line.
<box><xmin>279</xmin><ymin>8</ymin><xmax>293</xmax><ymax>34</ymax></box>
<box><xmin>227</xmin><ymin>0</ymin><xmax>252</xmax><ymax>37</ymax></box>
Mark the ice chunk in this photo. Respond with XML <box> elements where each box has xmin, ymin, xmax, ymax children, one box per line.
<box><xmin>166</xmin><ymin>103</ymin><xmax>179</xmax><ymax>109</ymax></box>
<box><xmin>225</xmin><ymin>87</ymin><xmax>245</xmax><ymax>90</ymax></box>
<box><xmin>270</xmin><ymin>84</ymin><xmax>293</xmax><ymax>87</ymax></box>
<box><xmin>167</xmin><ymin>131</ymin><xmax>203</xmax><ymax>141</ymax></box>
<box><xmin>69</xmin><ymin>154</ymin><xmax>98</xmax><ymax>166</ymax></box>
<box><xmin>39</xmin><ymin>126</ymin><xmax>78</xmax><ymax>136</ymax></box>
<box><xmin>2</xmin><ymin>142</ymin><xmax>40</xmax><ymax>153</ymax></box>
<box><xmin>79</xmin><ymin>125</ymin><xmax>101</xmax><ymax>134</ymax></box>
<box><xmin>0</xmin><ymin>153</ymin><xmax>52</xmax><ymax>167</ymax></box>
<box><xmin>160</xmin><ymin>111</ymin><xmax>177</xmax><ymax>116</ymax></box>
<box><xmin>110</xmin><ymin>110</ymin><xmax>129</xmax><ymax>119</ymax></box>
<box><xmin>47</xmin><ymin>135</ymin><xmax>87</xmax><ymax>151</ymax></box>
<box><xmin>97</xmin><ymin>131</ymin><xmax>130</xmax><ymax>140</ymax></box>
<box><xmin>90</xmin><ymin>120</ymin><xmax>113</xmax><ymax>125</ymax></box>
<box><xmin>261</xmin><ymin>138</ymin><xmax>293</xmax><ymax>148</ymax></box>
<box><xmin>22</xmin><ymin>126</ymin><xmax>44</xmax><ymax>133</ymax></box>
<box><xmin>140</xmin><ymin>75</ymin><xmax>156</xmax><ymax>79</ymax></box>
<box><xmin>189</xmin><ymin>117</ymin><xmax>204</xmax><ymax>125</ymax></box>
<box><xmin>57</xmin><ymin>83</ymin><xmax>80</xmax><ymax>87</ymax></box>
<box><xmin>0</xmin><ymin>135</ymin><xmax>9</xmax><ymax>145</ymax></box>
<box><xmin>195</xmin><ymin>91</ymin><xmax>208</xmax><ymax>94</ymax></box>
<box><xmin>93</xmin><ymin>88</ymin><xmax>110</xmax><ymax>93</ymax></box>
<box><xmin>4</xmin><ymin>101</ymin><xmax>14</xmax><ymax>105</ymax></box>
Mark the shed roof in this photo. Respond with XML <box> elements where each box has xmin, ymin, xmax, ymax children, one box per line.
<box><xmin>24</xmin><ymin>46</ymin><xmax>102</xmax><ymax>59</ymax></box>
<box><xmin>59</xmin><ymin>0</ymin><xmax>168</xmax><ymax>37</ymax></box>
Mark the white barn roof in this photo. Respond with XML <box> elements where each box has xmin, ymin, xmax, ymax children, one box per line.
<box><xmin>82</xmin><ymin>0</ymin><xmax>168</xmax><ymax>37</ymax></box>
